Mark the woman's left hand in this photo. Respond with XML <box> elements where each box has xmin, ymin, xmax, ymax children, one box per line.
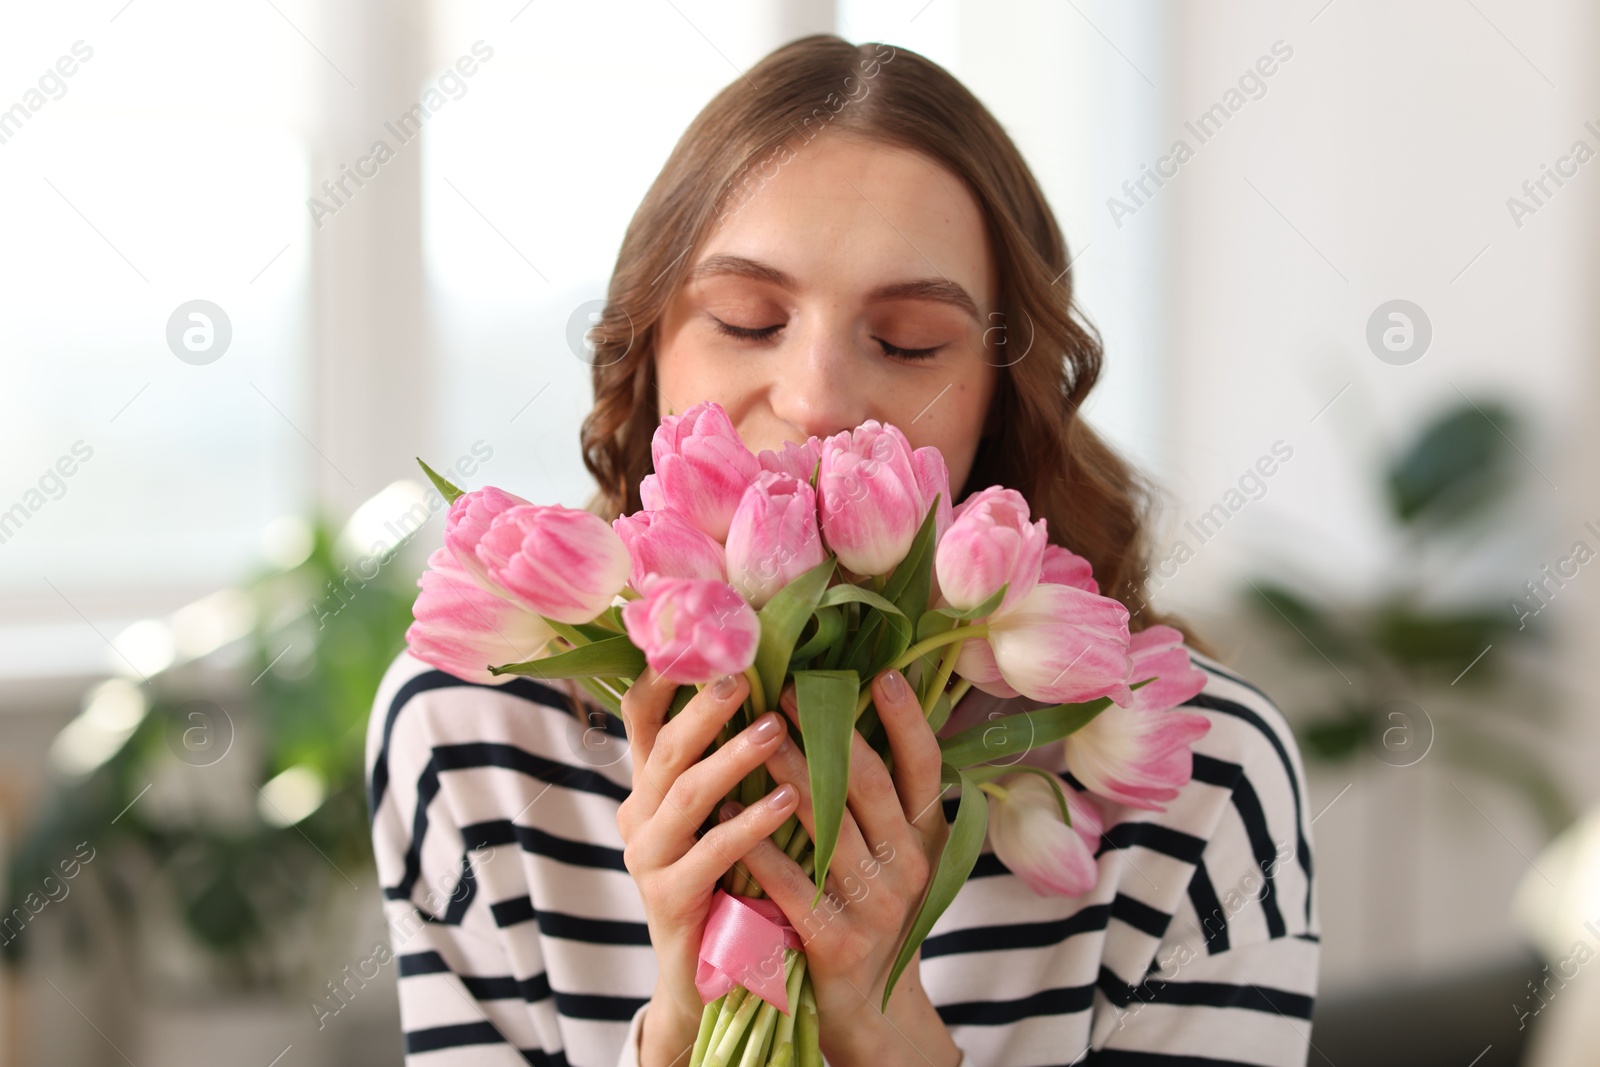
<box><xmin>722</xmin><ymin>667</ymin><xmax>964</xmax><ymax>1067</ymax></box>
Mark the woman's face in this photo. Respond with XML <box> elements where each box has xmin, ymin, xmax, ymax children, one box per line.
<box><xmin>654</xmin><ymin>133</ymin><xmax>1001</xmax><ymax>496</ymax></box>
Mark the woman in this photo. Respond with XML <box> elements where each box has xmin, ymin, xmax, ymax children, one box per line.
<box><xmin>367</xmin><ymin>35</ymin><xmax>1318</xmax><ymax>1067</ymax></box>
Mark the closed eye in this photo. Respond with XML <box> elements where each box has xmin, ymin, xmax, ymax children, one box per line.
<box><xmin>875</xmin><ymin>337</ymin><xmax>944</xmax><ymax>361</ymax></box>
<box><xmin>710</xmin><ymin>316</ymin><xmax>783</xmax><ymax>342</ymax></box>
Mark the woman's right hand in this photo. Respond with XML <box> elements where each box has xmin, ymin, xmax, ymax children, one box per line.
<box><xmin>617</xmin><ymin>667</ymin><xmax>800</xmax><ymax>1067</ymax></box>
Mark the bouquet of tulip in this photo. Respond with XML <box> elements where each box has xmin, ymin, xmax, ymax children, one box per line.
<box><xmin>406</xmin><ymin>402</ymin><xmax>1211</xmax><ymax>1067</ymax></box>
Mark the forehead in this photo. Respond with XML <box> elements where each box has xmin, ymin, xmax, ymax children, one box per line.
<box><xmin>698</xmin><ymin>133</ymin><xmax>995</xmax><ymax>311</ymax></box>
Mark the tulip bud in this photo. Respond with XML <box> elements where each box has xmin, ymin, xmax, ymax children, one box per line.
<box><xmin>817</xmin><ymin>420</ymin><xmax>921</xmax><ymax>576</ymax></box>
<box><xmin>911</xmin><ymin>446</ymin><xmax>954</xmax><ymax>544</ymax></box>
<box><xmin>612</xmin><ymin>508</ymin><xmax>727</xmax><ymax>594</ymax></box>
<box><xmin>407</xmin><ymin>547</ymin><xmax>556</xmax><ymax>684</ymax></box>
<box><xmin>985</xmin><ymin>583</ymin><xmax>1133</xmax><ymax>705</ymax></box>
<box><xmin>724</xmin><ymin>471</ymin><xmax>826</xmax><ymax>608</ymax></box>
<box><xmin>1039</xmin><ymin>544</ymin><xmax>1098</xmax><ymax>594</ymax></box>
<box><xmin>757</xmin><ymin>437</ymin><xmax>821</xmax><ymax>483</ymax></box>
<box><xmin>443</xmin><ymin>486</ymin><xmax>532</xmax><ymax>596</ymax></box>
<box><xmin>985</xmin><ymin>773</ymin><xmax>1104</xmax><ymax>898</ymax></box>
<box><xmin>620</xmin><ymin>577</ymin><xmax>761</xmax><ymax>684</ymax></box>
<box><xmin>475</xmin><ymin>504</ymin><xmax>631</xmax><ymax>624</ymax></box>
<box><xmin>1061</xmin><ymin>625</ymin><xmax>1209</xmax><ymax>811</ymax></box>
<box><xmin>649</xmin><ymin>402</ymin><xmax>762</xmax><ymax>542</ymax></box>
<box><xmin>935</xmin><ymin>486</ymin><xmax>1047</xmax><ymax>614</ymax></box>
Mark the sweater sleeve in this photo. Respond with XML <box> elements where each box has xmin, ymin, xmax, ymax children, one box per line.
<box><xmin>1083</xmin><ymin>662</ymin><xmax>1321</xmax><ymax>1065</ymax></box>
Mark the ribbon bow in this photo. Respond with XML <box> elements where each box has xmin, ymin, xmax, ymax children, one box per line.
<box><xmin>694</xmin><ymin>889</ymin><xmax>805</xmax><ymax>1014</ymax></box>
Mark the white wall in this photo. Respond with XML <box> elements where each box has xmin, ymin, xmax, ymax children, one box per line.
<box><xmin>1156</xmin><ymin>0</ymin><xmax>1600</xmax><ymax>990</ymax></box>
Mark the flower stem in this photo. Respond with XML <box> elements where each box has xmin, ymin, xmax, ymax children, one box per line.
<box><xmin>543</xmin><ymin>618</ymin><xmax>590</xmax><ymax>647</ymax></box>
<box><xmin>889</xmin><ymin>622</ymin><xmax>987</xmax><ymax>674</ymax></box>
<box><xmin>702</xmin><ymin>988</ymin><xmax>746</xmax><ymax>1067</ymax></box>
<box><xmin>796</xmin><ymin>975</ymin><xmax>822</xmax><ymax>1067</ymax></box>
<box><xmin>976</xmin><ymin>780</ymin><xmax>1010</xmax><ymax>801</ymax></box>
<box><xmin>921</xmin><ymin>639</ymin><xmax>962</xmax><ymax>717</ymax></box>
<box><xmin>706</xmin><ymin>980</ymin><xmax>765</xmax><ymax>1067</ymax></box>
<box><xmin>772</xmin><ymin>950</ymin><xmax>808</xmax><ymax>1057</ymax></box>
<box><xmin>690</xmin><ymin>997</ymin><xmax>723</xmax><ymax>1067</ymax></box>
<box><xmin>948</xmin><ymin>677</ymin><xmax>972</xmax><ymax>708</ymax></box>
<box><xmin>737</xmin><ymin>953</ymin><xmax>798</xmax><ymax>1067</ymax></box>
<box><xmin>743</xmin><ymin>665</ymin><xmax>767</xmax><ymax>715</ymax></box>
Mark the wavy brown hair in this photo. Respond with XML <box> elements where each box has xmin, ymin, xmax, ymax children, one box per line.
<box><xmin>576</xmin><ymin>34</ymin><xmax>1201</xmax><ymax>651</ymax></box>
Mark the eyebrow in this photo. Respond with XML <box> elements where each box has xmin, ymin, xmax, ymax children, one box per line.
<box><xmin>685</xmin><ymin>253</ymin><xmax>981</xmax><ymax>322</ymax></box>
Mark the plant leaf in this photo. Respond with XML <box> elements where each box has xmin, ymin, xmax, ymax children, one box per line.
<box><xmin>881</xmin><ymin>763</ymin><xmax>986</xmax><ymax>1011</ymax></box>
<box><xmin>917</xmin><ymin>584</ymin><xmax>1008</xmax><ymax>638</ymax></box>
<box><xmin>489</xmin><ymin>635</ymin><xmax>644</xmax><ymax>680</ymax></box>
<box><xmin>818</xmin><ymin>584</ymin><xmax>906</xmax><ymax>617</ymax></box>
<box><xmin>1387</xmin><ymin>401</ymin><xmax>1516</xmax><ymax>526</ymax></box>
<box><xmin>792</xmin><ymin>606</ymin><xmax>845</xmax><ymax>663</ymax></box>
<box><xmin>793</xmin><ymin>669</ymin><xmax>859</xmax><ymax>907</ymax></box>
<box><xmin>416</xmin><ymin>458</ymin><xmax>465</xmax><ymax>503</ymax></box>
<box><xmin>754</xmin><ymin>558</ymin><xmax>837</xmax><ymax>709</ymax></box>
<box><xmin>937</xmin><ymin>698</ymin><xmax>1114</xmax><ymax>768</ymax></box>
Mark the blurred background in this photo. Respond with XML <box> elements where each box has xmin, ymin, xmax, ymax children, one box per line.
<box><xmin>2</xmin><ymin>0</ymin><xmax>1597</xmax><ymax>1063</ymax></box>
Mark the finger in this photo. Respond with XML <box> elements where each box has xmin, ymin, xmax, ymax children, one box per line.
<box><xmin>638</xmin><ymin>673</ymin><xmax>749</xmax><ymax>808</ymax></box>
<box><xmin>872</xmin><ymin>669</ymin><xmax>949</xmax><ymax>836</ymax></box>
<box><xmin>620</xmin><ymin>667</ymin><xmax>677</xmax><ymax>789</ymax></box>
<box><xmin>762</xmin><ymin>725</ymin><xmax>873</xmax><ymax>883</ymax></box>
<box><xmin>634</xmin><ymin>708</ymin><xmax>790</xmax><ymax>864</ymax></box>
<box><xmin>733</xmin><ymin>823</ymin><xmax>865</xmax><ymax>951</ymax></box>
<box><xmin>839</xmin><ymin>717</ymin><xmax>919</xmax><ymax>858</ymax></box>
<box><xmin>669</xmin><ymin>783</ymin><xmax>798</xmax><ymax>894</ymax></box>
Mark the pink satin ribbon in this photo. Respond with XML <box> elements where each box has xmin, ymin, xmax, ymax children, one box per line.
<box><xmin>695</xmin><ymin>889</ymin><xmax>805</xmax><ymax>1014</ymax></box>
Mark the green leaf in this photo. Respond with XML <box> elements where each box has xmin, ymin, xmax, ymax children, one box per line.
<box><xmin>881</xmin><ymin>763</ymin><xmax>986</xmax><ymax>1011</ymax></box>
<box><xmin>755</xmin><ymin>558</ymin><xmax>837</xmax><ymax>709</ymax></box>
<box><xmin>817</xmin><ymin>584</ymin><xmax>906</xmax><ymax>617</ymax></box>
<box><xmin>917</xmin><ymin>584</ymin><xmax>1007</xmax><ymax>637</ymax></box>
<box><xmin>416</xmin><ymin>458</ymin><xmax>465</xmax><ymax>503</ymax></box>
<box><xmin>793</xmin><ymin>669</ymin><xmax>859</xmax><ymax>907</ymax></box>
<box><xmin>938</xmin><ymin>697</ymin><xmax>1115</xmax><ymax>768</ymax></box>
<box><xmin>885</xmin><ymin>496</ymin><xmax>941</xmax><ymax>616</ymax></box>
<box><xmin>489</xmin><ymin>635</ymin><xmax>644</xmax><ymax>680</ymax></box>
<box><xmin>1387</xmin><ymin>401</ymin><xmax>1517</xmax><ymax>526</ymax></box>
<box><xmin>792</xmin><ymin>607</ymin><xmax>845</xmax><ymax>663</ymax></box>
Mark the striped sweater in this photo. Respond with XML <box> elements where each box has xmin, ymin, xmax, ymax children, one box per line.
<box><xmin>366</xmin><ymin>647</ymin><xmax>1319</xmax><ymax>1066</ymax></box>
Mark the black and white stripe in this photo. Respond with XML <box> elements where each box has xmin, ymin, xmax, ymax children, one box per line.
<box><xmin>366</xmin><ymin>648</ymin><xmax>1319</xmax><ymax>1066</ymax></box>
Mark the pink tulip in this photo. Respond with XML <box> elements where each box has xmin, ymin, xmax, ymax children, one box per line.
<box><xmin>911</xmin><ymin>446</ymin><xmax>954</xmax><ymax>545</ymax></box>
<box><xmin>985</xmin><ymin>773</ymin><xmax>1104</xmax><ymax>898</ymax></box>
<box><xmin>724</xmin><ymin>471</ymin><xmax>826</xmax><ymax>608</ymax></box>
<box><xmin>620</xmin><ymin>577</ymin><xmax>760</xmax><ymax>684</ymax></box>
<box><xmin>649</xmin><ymin>402</ymin><xmax>762</xmax><ymax>542</ymax></box>
<box><xmin>475</xmin><ymin>504</ymin><xmax>631</xmax><ymax>624</ymax></box>
<box><xmin>1063</xmin><ymin>627</ymin><xmax>1210</xmax><ymax>810</ymax></box>
<box><xmin>817</xmin><ymin>420</ymin><xmax>921</xmax><ymax>576</ymax></box>
<box><xmin>407</xmin><ymin>547</ymin><xmax>556</xmax><ymax>685</ymax></box>
<box><xmin>935</xmin><ymin>487</ymin><xmax>1048</xmax><ymax>614</ymax></box>
<box><xmin>443</xmin><ymin>486</ymin><xmax>532</xmax><ymax>596</ymax></box>
<box><xmin>984</xmin><ymin>583</ymin><xmax>1133</xmax><ymax>705</ymax></box>
<box><xmin>612</xmin><ymin>508</ymin><xmax>726</xmax><ymax>594</ymax></box>
<box><xmin>1122</xmin><ymin>625</ymin><xmax>1208</xmax><ymax>712</ymax></box>
<box><xmin>1040</xmin><ymin>544</ymin><xmax>1098</xmax><ymax>594</ymax></box>
<box><xmin>757</xmin><ymin>438</ymin><xmax>821</xmax><ymax>483</ymax></box>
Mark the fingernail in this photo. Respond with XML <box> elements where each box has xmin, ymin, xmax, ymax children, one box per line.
<box><xmin>751</xmin><ymin>712</ymin><xmax>782</xmax><ymax>742</ymax></box>
<box><xmin>769</xmin><ymin>783</ymin><xmax>796</xmax><ymax>807</ymax></box>
<box><xmin>713</xmin><ymin>674</ymin><xmax>739</xmax><ymax>699</ymax></box>
<box><xmin>720</xmin><ymin>801</ymin><xmax>742</xmax><ymax>822</ymax></box>
<box><xmin>882</xmin><ymin>669</ymin><xmax>906</xmax><ymax>702</ymax></box>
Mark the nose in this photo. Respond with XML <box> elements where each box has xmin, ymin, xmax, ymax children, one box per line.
<box><xmin>765</xmin><ymin>320</ymin><xmax>872</xmax><ymax>442</ymax></box>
